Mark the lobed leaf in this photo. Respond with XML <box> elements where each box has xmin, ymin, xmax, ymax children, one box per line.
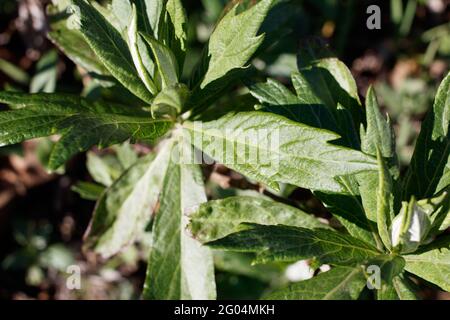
<box><xmin>199</xmin><ymin>0</ymin><xmax>274</xmax><ymax>88</ymax></box>
<box><xmin>184</xmin><ymin>111</ymin><xmax>377</xmax><ymax>193</ymax></box>
<box><xmin>0</xmin><ymin>92</ymin><xmax>173</xmax><ymax>170</ymax></box>
<box><xmin>205</xmin><ymin>224</ymin><xmax>381</xmax><ymax>265</ymax></box>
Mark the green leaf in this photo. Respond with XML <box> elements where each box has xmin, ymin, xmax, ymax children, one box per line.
<box><xmin>361</xmin><ymin>86</ymin><xmax>396</xmax><ymax>159</ymax></box>
<box><xmin>376</xmin><ymin>149</ymin><xmax>394</xmax><ymax>251</ymax></box>
<box><xmin>141</xmin><ymin>33</ymin><xmax>179</xmax><ymax>89</ymax></box>
<box><xmin>377</xmin><ymin>273</ymin><xmax>418</xmax><ymax>300</ymax></box>
<box><xmin>248</xmin><ymin>76</ymin><xmax>339</xmax><ymax>135</ymax></box>
<box><xmin>71</xmin><ymin>0</ymin><xmax>153</xmax><ymax>103</ymax></box>
<box><xmin>86</xmin><ymin>152</ymin><xmax>123</xmax><ymax>187</ymax></box>
<box><xmin>315</xmin><ymin>180</ymin><xmax>382</xmax><ymax>249</ymax></box>
<box><xmin>213</xmin><ymin>251</ymin><xmax>282</xmax><ymax>283</ymax></box>
<box><xmin>135</xmin><ymin>0</ymin><xmax>164</xmax><ymax>37</ymax></box>
<box><xmin>416</xmin><ymin>191</ymin><xmax>450</xmax><ymax>235</ymax></box>
<box><xmin>357</xmin><ymin>87</ymin><xmax>398</xmax><ymax>230</ymax></box>
<box><xmin>84</xmin><ymin>140</ymin><xmax>173</xmax><ymax>258</ymax></box>
<box><xmin>151</xmin><ymin>83</ymin><xmax>190</xmax><ymax>119</ymax></box>
<box><xmin>0</xmin><ymin>58</ymin><xmax>30</xmax><ymax>85</ymax></box>
<box><xmin>113</xmin><ymin>141</ymin><xmax>138</xmax><ymax>169</ymax></box>
<box><xmin>392</xmin><ymin>274</ymin><xmax>418</xmax><ymax>300</ymax></box>
<box><xmin>184</xmin><ymin>111</ymin><xmax>377</xmax><ymax>193</ymax></box>
<box><xmin>188</xmin><ymin>196</ymin><xmax>330</xmax><ymax>243</ymax></box>
<box><xmin>127</xmin><ymin>4</ymin><xmax>158</xmax><ymax>95</ymax></box>
<box><xmin>368</xmin><ymin>255</ymin><xmax>405</xmax><ymax>285</ymax></box>
<box><xmin>206</xmin><ymin>224</ymin><xmax>380</xmax><ymax>265</ymax></box>
<box><xmin>143</xmin><ymin>141</ymin><xmax>216</xmax><ymax>300</ymax></box>
<box><xmin>30</xmin><ymin>50</ymin><xmax>59</xmax><ymax>94</ymax></box>
<box><xmin>404</xmin><ymin>72</ymin><xmax>450</xmax><ymax>198</ymax></box>
<box><xmin>111</xmin><ymin>0</ymin><xmax>132</xmax><ymax>32</ymax></box>
<box><xmin>71</xmin><ymin>181</ymin><xmax>105</xmax><ymax>200</ymax></box>
<box><xmin>265</xmin><ymin>266</ymin><xmax>367</xmax><ymax>300</ymax></box>
<box><xmin>0</xmin><ymin>92</ymin><xmax>173</xmax><ymax>170</ymax></box>
<box><xmin>403</xmin><ymin>236</ymin><xmax>450</xmax><ymax>292</ymax></box>
<box><xmin>47</xmin><ymin>1</ymin><xmax>110</xmax><ymax>76</ymax></box>
<box><xmin>159</xmin><ymin>0</ymin><xmax>187</xmax><ymax>70</ymax></box>
<box><xmin>296</xmin><ymin>44</ymin><xmax>363</xmax><ymax>147</ymax></box>
<box><xmin>198</xmin><ymin>0</ymin><xmax>274</xmax><ymax>89</ymax></box>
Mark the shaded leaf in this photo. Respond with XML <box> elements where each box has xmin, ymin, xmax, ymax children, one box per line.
<box><xmin>141</xmin><ymin>33</ymin><xmax>179</xmax><ymax>89</ymax></box>
<box><xmin>188</xmin><ymin>196</ymin><xmax>329</xmax><ymax>243</ymax></box>
<box><xmin>404</xmin><ymin>72</ymin><xmax>450</xmax><ymax>198</ymax></box>
<box><xmin>47</xmin><ymin>1</ymin><xmax>110</xmax><ymax>76</ymax></box>
<box><xmin>265</xmin><ymin>266</ymin><xmax>367</xmax><ymax>300</ymax></box>
<box><xmin>205</xmin><ymin>224</ymin><xmax>380</xmax><ymax>265</ymax></box>
<box><xmin>84</xmin><ymin>140</ymin><xmax>173</xmax><ymax>258</ymax></box>
<box><xmin>0</xmin><ymin>92</ymin><xmax>173</xmax><ymax>170</ymax></box>
<box><xmin>71</xmin><ymin>0</ymin><xmax>153</xmax><ymax>102</ymax></box>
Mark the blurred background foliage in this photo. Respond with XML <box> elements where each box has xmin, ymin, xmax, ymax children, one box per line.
<box><xmin>0</xmin><ymin>0</ymin><xmax>449</xmax><ymax>300</ymax></box>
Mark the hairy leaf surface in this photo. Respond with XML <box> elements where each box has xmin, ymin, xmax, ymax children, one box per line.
<box><xmin>0</xmin><ymin>92</ymin><xmax>173</xmax><ymax>169</ymax></box>
<box><xmin>184</xmin><ymin>112</ymin><xmax>377</xmax><ymax>193</ymax></box>
<box><xmin>206</xmin><ymin>224</ymin><xmax>380</xmax><ymax>265</ymax></box>
<box><xmin>188</xmin><ymin>196</ymin><xmax>329</xmax><ymax>243</ymax></box>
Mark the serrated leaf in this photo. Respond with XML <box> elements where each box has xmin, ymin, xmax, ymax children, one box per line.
<box><xmin>188</xmin><ymin>196</ymin><xmax>330</xmax><ymax>243</ymax></box>
<box><xmin>404</xmin><ymin>72</ymin><xmax>450</xmax><ymax>198</ymax></box>
<box><xmin>265</xmin><ymin>266</ymin><xmax>367</xmax><ymax>300</ymax></box>
<box><xmin>184</xmin><ymin>112</ymin><xmax>377</xmax><ymax>193</ymax></box>
<box><xmin>198</xmin><ymin>0</ymin><xmax>274</xmax><ymax>89</ymax></box>
<box><xmin>47</xmin><ymin>1</ymin><xmax>110</xmax><ymax>76</ymax></box>
<box><xmin>71</xmin><ymin>0</ymin><xmax>153</xmax><ymax>103</ymax></box>
<box><xmin>248</xmin><ymin>76</ymin><xmax>339</xmax><ymax>135</ymax></box>
<box><xmin>143</xmin><ymin>141</ymin><xmax>215</xmax><ymax>300</ymax></box>
<box><xmin>403</xmin><ymin>236</ymin><xmax>450</xmax><ymax>292</ymax></box>
<box><xmin>84</xmin><ymin>140</ymin><xmax>173</xmax><ymax>258</ymax></box>
<box><xmin>205</xmin><ymin>224</ymin><xmax>380</xmax><ymax>265</ymax></box>
<box><xmin>296</xmin><ymin>44</ymin><xmax>363</xmax><ymax>147</ymax></box>
<box><xmin>0</xmin><ymin>92</ymin><xmax>173</xmax><ymax>170</ymax></box>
